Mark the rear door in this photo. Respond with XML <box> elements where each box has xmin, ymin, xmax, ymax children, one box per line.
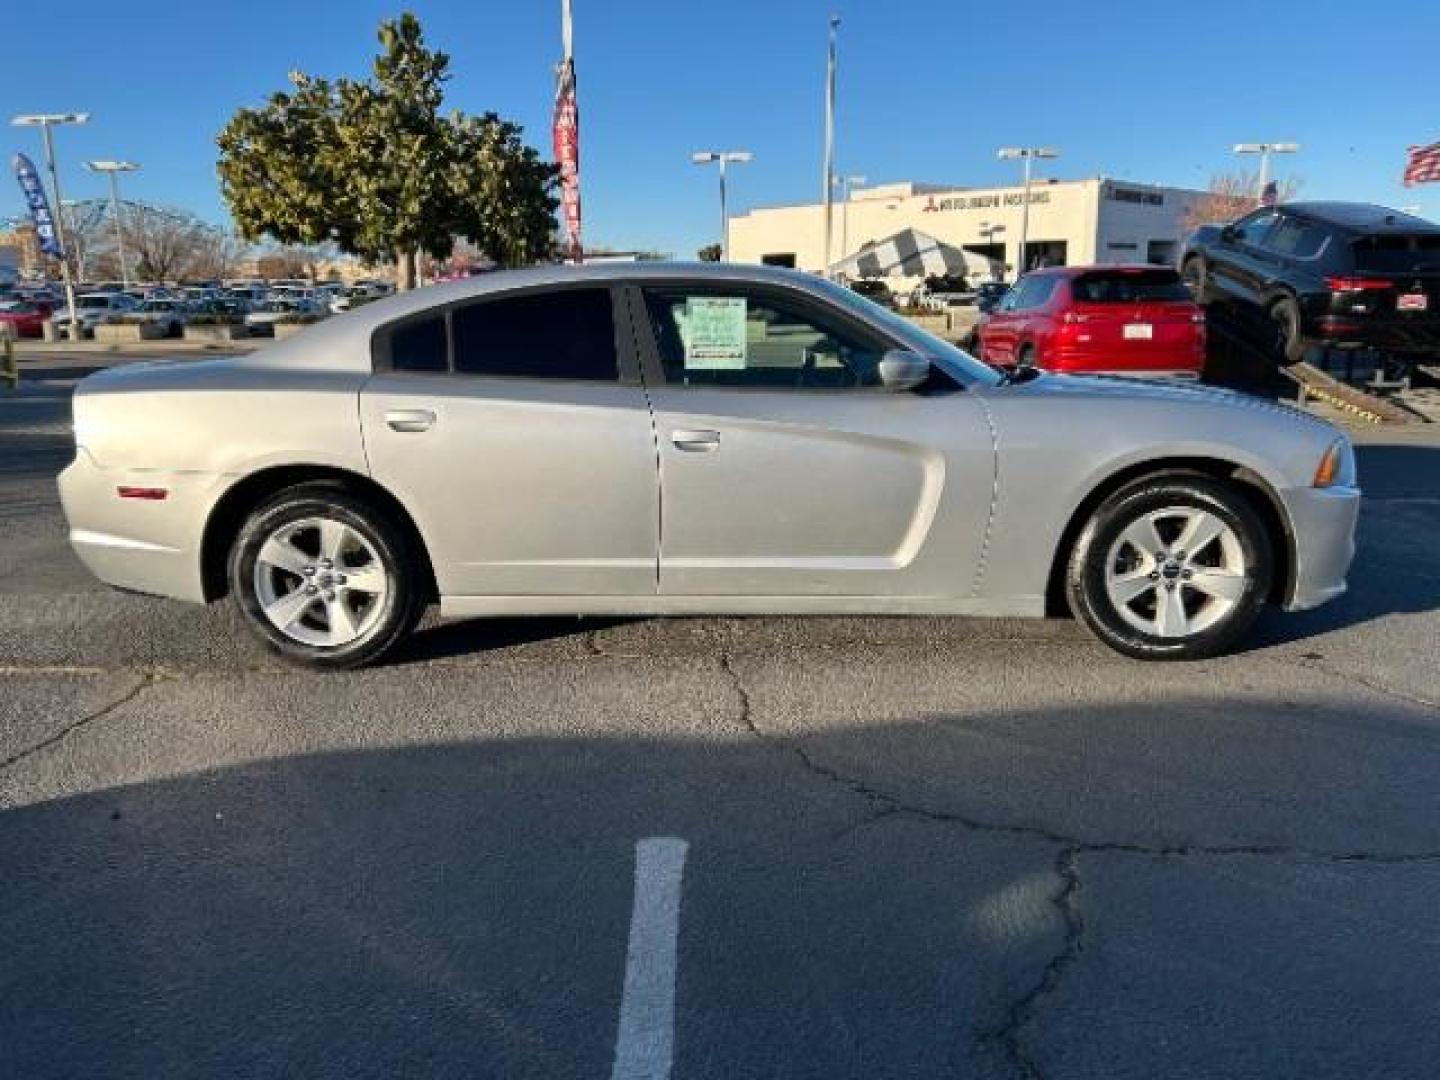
<box><xmin>630</xmin><ymin>281</ymin><xmax>993</xmax><ymax>600</ymax></box>
<box><xmin>981</xmin><ymin>279</ymin><xmax>1031</xmax><ymax>362</ymax></box>
<box><xmin>360</xmin><ymin>284</ymin><xmax>659</xmax><ymax>599</ymax></box>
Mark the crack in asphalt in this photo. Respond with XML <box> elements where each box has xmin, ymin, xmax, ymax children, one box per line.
<box><xmin>717</xmin><ymin>652</ymin><xmax>1440</xmax><ymax>1080</ymax></box>
<box><xmin>0</xmin><ymin>670</ymin><xmax>170</xmax><ymax>774</ymax></box>
<box><xmin>982</xmin><ymin>845</ymin><xmax>1085</xmax><ymax>1080</ymax></box>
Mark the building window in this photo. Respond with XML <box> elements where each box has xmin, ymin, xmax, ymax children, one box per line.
<box><xmin>1146</xmin><ymin>240</ymin><xmax>1178</xmax><ymax>266</ymax></box>
<box><xmin>761</xmin><ymin>253</ymin><xmax>797</xmax><ymax>268</ymax></box>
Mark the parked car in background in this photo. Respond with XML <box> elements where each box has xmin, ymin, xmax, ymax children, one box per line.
<box><xmin>245</xmin><ymin>299</ymin><xmax>321</xmax><ymax>335</ymax></box>
<box><xmin>54</xmin><ymin>292</ymin><xmax>139</xmax><ymax>337</ymax></box>
<box><xmin>975</xmin><ymin>281</ymin><xmax>1009</xmax><ymax>314</ymax></box>
<box><xmin>328</xmin><ymin>286</ymin><xmax>380</xmax><ymax>314</ymax></box>
<box><xmin>1180</xmin><ymin>201</ymin><xmax>1440</xmax><ymax>364</ymax></box>
<box><xmin>0</xmin><ymin>298</ymin><xmax>54</xmax><ymax>338</ymax></box>
<box><xmin>131</xmin><ymin>299</ymin><xmax>189</xmax><ymax>336</ymax></box>
<box><xmin>847</xmin><ymin>278</ymin><xmax>895</xmax><ymax>308</ymax></box>
<box><xmin>60</xmin><ymin>263</ymin><xmax>1357</xmax><ymax>669</ymax></box>
<box><xmin>976</xmin><ymin>265</ymin><xmax>1205</xmax><ymax>378</ymax></box>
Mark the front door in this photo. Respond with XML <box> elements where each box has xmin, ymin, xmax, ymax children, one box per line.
<box><xmin>630</xmin><ymin>282</ymin><xmax>993</xmax><ymax>599</ymax></box>
<box><xmin>361</xmin><ymin>284</ymin><xmax>659</xmax><ymax>598</ymax></box>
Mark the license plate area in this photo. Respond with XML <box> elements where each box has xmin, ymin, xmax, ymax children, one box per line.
<box><xmin>1398</xmin><ymin>293</ymin><xmax>1429</xmax><ymax>312</ymax></box>
<box><xmin>1123</xmin><ymin>323</ymin><xmax>1153</xmax><ymax>340</ymax></box>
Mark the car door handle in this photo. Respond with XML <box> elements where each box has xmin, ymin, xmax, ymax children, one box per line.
<box><xmin>384</xmin><ymin>409</ymin><xmax>436</xmax><ymax>433</ymax></box>
<box><xmin>671</xmin><ymin>428</ymin><xmax>720</xmax><ymax>452</ymax></box>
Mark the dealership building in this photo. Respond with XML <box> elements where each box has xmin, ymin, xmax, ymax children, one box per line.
<box><xmin>727</xmin><ymin>177</ymin><xmax>1212</xmax><ymax>283</ymax></box>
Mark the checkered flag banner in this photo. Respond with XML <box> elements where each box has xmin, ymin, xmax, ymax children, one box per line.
<box><xmin>1403</xmin><ymin>141</ymin><xmax>1440</xmax><ymax>187</ymax></box>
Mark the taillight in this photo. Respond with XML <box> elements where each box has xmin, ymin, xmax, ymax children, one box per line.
<box><xmin>1325</xmin><ymin>276</ymin><xmax>1392</xmax><ymax>292</ymax></box>
<box><xmin>1062</xmin><ymin>311</ymin><xmax>1091</xmax><ymax>324</ymax></box>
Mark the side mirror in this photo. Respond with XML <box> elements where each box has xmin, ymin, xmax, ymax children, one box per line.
<box><xmin>878</xmin><ymin>349</ymin><xmax>930</xmax><ymax>392</ymax></box>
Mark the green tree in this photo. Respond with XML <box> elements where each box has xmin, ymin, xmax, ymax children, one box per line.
<box><xmin>217</xmin><ymin>13</ymin><xmax>557</xmax><ymax>289</ymax></box>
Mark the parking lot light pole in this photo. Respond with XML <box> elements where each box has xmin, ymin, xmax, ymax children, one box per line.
<box><xmin>1233</xmin><ymin>142</ymin><xmax>1299</xmax><ymax>204</ymax></box>
<box><xmin>691</xmin><ymin>151</ymin><xmax>753</xmax><ymax>262</ymax></box>
<box><xmin>85</xmin><ymin>160</ymin><xmax>140</xmax><ymax>289</ymax></box>
<box><xmin>997</xmin><ymin>146</ymin><xmax>1058</xmax><ymax>281</ymax></box>
<box><xmin>834</xmin><ymin>174</ymin><xmax>865</xmax><ymax>267</ymax></box>
<box><xmin>821</xmin><ymin>14</ymin><xmax>841</xmax><ymax>276</ymax></box>
<box><xmin>12</xmin><ymin>112</ymin><xmax>91</xmax><ymax>331</ymax></box>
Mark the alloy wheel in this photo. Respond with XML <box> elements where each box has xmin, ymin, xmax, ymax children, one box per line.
<box><xmin>1102</xmin><ymin>505</ymin><xmax>1248</xmax><ymax>638</ymax></box>
<box><xmin>252</xmin><ymin>517</ymin><xmax>389</xmax><ymax>647</ymax></box>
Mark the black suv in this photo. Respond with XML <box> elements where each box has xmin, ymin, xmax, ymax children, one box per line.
<box><xmin>1180</xmin><ymin>201</ymin><xmax>1440</xmax><ymax>363</ymax></box>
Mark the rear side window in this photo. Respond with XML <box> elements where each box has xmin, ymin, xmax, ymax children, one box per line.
<box><xmin>388</xmin><ymin>315</ymin><xmax>447</xmax><ymax>372</ymax></box>
<box><xmin>1070</xmin><ymin>270</ymin><xmax>1191</xmax><ymax>303</ymax></box>
<box><xmin>1351</xmin><ymin>234</ymin><xmax>1440</xmax><ymax>274</ymax></box>
<box><xmin>453</xmin><ymin>288</ymin><xmax>617</xmax><ymax>380</ymax></box>
<box><xmin>1267</xmin><ymin>218</ymin><xmax>1330</xmax><ymax>259</ymax></box>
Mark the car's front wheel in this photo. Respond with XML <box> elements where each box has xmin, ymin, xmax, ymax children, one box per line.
<box><xmin>229</xmin><ymin>483</ymin><xmax>426</xmax><ymax>668</ymax></box>
<box><xmin>1066</xmin><ymin>474</ymin><xmax>1273</xmax><ymax>660</ymax></box>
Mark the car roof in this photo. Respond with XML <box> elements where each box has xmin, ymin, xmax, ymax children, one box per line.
<box><xmin>1030</xmin><ymin>264</ymin><xmax>1178</xmax><ymax>277</ymax></box>
<box><xmin>1281</xmin><ymin>201</ymin><xmax>1440</xmax><ymax>235</ymax></box>
<box><xmin>243</xmin><ymin>262</ymin><xmax>896</xmax><ymax>375</ymax></box>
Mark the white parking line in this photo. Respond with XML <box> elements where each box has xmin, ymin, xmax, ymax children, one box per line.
<box><xmin>610</xmin><ymin>837</ymin><xmax>689</xmax><ymax>1080</ymax></box>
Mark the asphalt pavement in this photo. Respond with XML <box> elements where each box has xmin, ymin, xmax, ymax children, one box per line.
<box><xmin>3</xmin><ymin>358</ymin><xmax>1440</xmax><ymax>1079</ymax></box>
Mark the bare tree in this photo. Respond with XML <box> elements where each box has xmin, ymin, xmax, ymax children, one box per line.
<box><xmin>255</xmin><ymin>245</ymin><xmax>333</xmax><ymax>281</ymax></box>
<box><xmin>1181</xmin><ymin>172</ymin><xmax>1303</xmax><ymax>233</ymax></box>
<box><xmin>188</xmin><ymin>231</ymin><xmax>252</xmax><ymax>282</ymax></box>
<box><xmin>122</xmin><ymin>205</ymin><xmax>223</xmax><ymax>283</ymax></box>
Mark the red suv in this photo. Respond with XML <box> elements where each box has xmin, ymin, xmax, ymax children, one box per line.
<box><xmin>976</xmin><ymin>265</ymin><xmax>1206</xmax><ymax>378</ymax></box>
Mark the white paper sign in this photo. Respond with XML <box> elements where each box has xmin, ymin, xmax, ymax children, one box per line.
<box><xmin>682</xmin><ymin>297</ymin><xmax>747</xmax><ymax>370</ymax></box>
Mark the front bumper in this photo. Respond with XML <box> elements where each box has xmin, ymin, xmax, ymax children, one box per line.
<box><xmin>1280</xmin><ymin>483</ymin><xmax>1361</xmax><ymax>611</ymax></box>
<box><xmin>58</xmin><ymin>448</ymin><xmax>213</xmax><ymax>603</ymax></box>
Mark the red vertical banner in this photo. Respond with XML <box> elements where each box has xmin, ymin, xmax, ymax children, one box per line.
<box><xmin>553</xmin><ymin>56</ymin><xmax>582</xmax><ymax>263</ymax></box>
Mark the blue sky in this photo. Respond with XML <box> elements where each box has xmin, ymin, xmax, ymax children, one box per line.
<box><xmin>5</xmin><ymin>0</ymin><xmax>1438</xmax><ymax>258</ymax></box>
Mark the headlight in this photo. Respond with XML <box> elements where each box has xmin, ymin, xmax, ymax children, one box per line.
<box><xmin>1313</xmin><ymin>438</ymin><xmax>1357</xmax><ymax>489</ymax></box>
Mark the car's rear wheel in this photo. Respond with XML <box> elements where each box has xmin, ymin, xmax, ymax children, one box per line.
<box><xmin>1269</xmin><ymin>296</ymin><xmax>1307</xmax><ymax>365</ymax></box>
<box><xmin>229</xmin><ymin>483</ymin><xmax>425</xmax><ymax>669</ymax></box>
<box><xmin>1066</xmin><ymin>474</ymin><xmax>1272</xmax><ymax>660</ymax></box>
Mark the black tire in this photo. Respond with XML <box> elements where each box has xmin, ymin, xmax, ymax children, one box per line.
<box><xmin>1065</xmin><ymin>474</ymin><xmax>1273</xmax><ymax>661</ymax></box>
<box><xmin>1180</xmin><ymin>256</ymin><xmax>1209</xmax><ymax>303</ymax></box>
<box><xmin>228</xmin><ymin>482</ymin><xmax>426</xmax><ymax>669</ymax></box>
<box><xmin>1269</xmin><ymin>296</ymin><xmax>1307</xmax><ymax>365</ymax></box>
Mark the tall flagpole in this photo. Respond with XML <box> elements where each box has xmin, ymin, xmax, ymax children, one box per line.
<box><xmin>554</xmin><ymin>0</ymin><xmax>583</xmax><ymax>263</ymax></box>
<box><xmin>821</xmin><ymin>14</ymin><xmax>839</xmax><ymax>277</ymax></box>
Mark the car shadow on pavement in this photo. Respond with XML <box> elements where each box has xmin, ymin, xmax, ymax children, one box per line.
<box><xmin>4</xmin><ymin>690</ymin><xmax>1440</xmax><ymax>1080</ymax></box>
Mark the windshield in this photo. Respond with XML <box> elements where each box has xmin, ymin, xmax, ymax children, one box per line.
<box><xmin>1351</xmin><ymin>234</ymin><xmax>1440</xmax><ymax>273</ymax></box>
<box><xmin>809</xmin><ymin>275</ymin><xmax>1003</xmax><ymax>387</ymax></box>
<box><xmin>1070</xmin><ymin>269</ymin><xmax>1192</xmax><ymax>302</ymax></box>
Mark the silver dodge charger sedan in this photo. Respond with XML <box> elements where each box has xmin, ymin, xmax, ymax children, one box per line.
<box><xmin>59</xmin><ymin>263</ymin><xmax>1359</xmax><ymax>668</ymax></box>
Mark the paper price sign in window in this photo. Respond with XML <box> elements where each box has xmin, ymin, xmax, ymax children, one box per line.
<box><xmin>683</xmin><ymin>297</ymin><xmax>747</xmax><ymax>369</ymax></box>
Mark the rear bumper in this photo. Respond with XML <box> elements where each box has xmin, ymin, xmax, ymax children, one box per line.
<box><xmin>58</xmin><ymin>448</ymin><xmax>212</xmax><ymax>603</ymax></box>
<box><xmin>1309</xmin><ymin>315</ymin><xmax>1440</xmax><ymax>354</ymax></box>
<box><xmin>1279</xmin><ymin>484</ymin><xmax>1360</xmax><ymax>611</ymax></box>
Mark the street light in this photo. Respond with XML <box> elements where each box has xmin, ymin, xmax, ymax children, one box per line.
<box><xmin>833</xmin><ymin>174</ymin><xmax>865</xmax><ymax>265</ymax></box>
<box><xmin>821</xmin><ymin>13</ymin><xmax>841</xmax><ymax>275</ymax></box>
<box><xmin>997</xmin><ymin>146</ymin><xmax>1058</xmax><ymax>280</ymax></box>
<box><xmin>85</xmin><ymin>160</ymin><xmax>140</xmax><ymax>288</ymax></box>
<box><xmin>12</xmin><ymin>112</ymin><xmax>91</xmax><ymax>330</ymax></box>
<box><xmin>1233</xmin><ymin>142</ymin><xmax>1299</xmax><ymax>204</ymax></box>
<box><xmin>691</xmin><ymin>150</ymin><xmax>753</xmax><ymax>262</ymax></box>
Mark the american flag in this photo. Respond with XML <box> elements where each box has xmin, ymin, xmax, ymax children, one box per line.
<box><xmin>1403</xmin><ymin>141</ymin><xmax>1440</xmax><ymax>187</ymax></box>
<box><xmin>553</xmin><ymin>2</ymin><xmax>582</xmax><ymax>263</ymax></box>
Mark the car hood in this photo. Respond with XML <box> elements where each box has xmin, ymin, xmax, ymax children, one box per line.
<box><xmin>996</xmin><ymin>371</ymin><xmax>1332</xmax><ymax>427</ymax></box>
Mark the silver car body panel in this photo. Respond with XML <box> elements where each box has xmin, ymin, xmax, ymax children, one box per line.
<box><xmin>57</xmin><ymin>263</ymin><xmax>1359</xmax><ymax>622</ymax></box>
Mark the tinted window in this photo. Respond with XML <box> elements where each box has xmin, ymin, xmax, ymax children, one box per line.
<box><xmin>1235</xmin><ymin>210</ymin><xmax>1277</xmax><ymax>246</ymax></box>
<box><xmin>1267</xmin><ymin>218</ymin><xmax>1330</xmax><ymax>259</ymax></box>
<box><xmin>390</xmin><ymin>315</ymin><xmax>447</xmax><ymax>372</ymax></box>
<box><xmin>1351</xmin><ymin>234</ymin><xmax>1440</xmax><ymax>273</ymax></box>
<box><xmin>1070</xmin><ymin>269</ymin><xmax>1191</xmax><ymax>303</ymax></box>
<box><xmin>643</xmin><ymin>288</ymin><xmax>884</xmax><ymax>389</ymax></box>
<box><xmin>453</xmin><ymin>288</ymin><xmax>617</xmax><ymax>380</ymax></box>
